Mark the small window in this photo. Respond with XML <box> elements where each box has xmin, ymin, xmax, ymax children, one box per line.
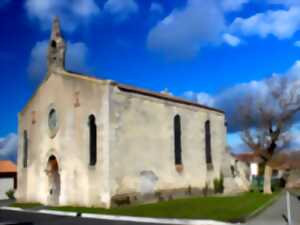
<box><xmin>174</xmin><ymin>115</ymin><xmax>182</xmax><ymax>165</ymax></box>
<box><xmin>51</xmin><ymin>40</ymin><xmax>57</xmax><ymax>48</ymax></box>
<box><xmin>205</xmin><ymin>120</ymin><xmax>213</xmax><ymax>168</ymax></box>
<box><xmin>23</xmin><ymin>130</ymin><xmax>28</xmax><ymax>168</ymax></box>
<box><xmin>88</xmin><ymin>115</ymin><xmax>97</xmax><ymax>166</ymax></box>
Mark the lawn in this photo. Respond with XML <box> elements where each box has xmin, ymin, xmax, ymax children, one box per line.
<box><xmin>43</xmin><ymin>192</ymin><xmax>279</xmax><ymax>222</ymax></box>
<box><xmin>10</xmin><ymin>202</ymin><xmax>43</xmax><ymax>209</ymax></box>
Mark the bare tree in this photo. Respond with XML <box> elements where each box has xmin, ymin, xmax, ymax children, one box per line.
<box><xmin>238</xmin><ymin>76</ymin><xmax>300</xmax><ymax>194</ymax></box>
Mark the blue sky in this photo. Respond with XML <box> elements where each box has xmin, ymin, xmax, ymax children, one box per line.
<box><xmin>2</xmin><ymin>0</ymin><xmax>300</xmax><ymax>161</ymax></box>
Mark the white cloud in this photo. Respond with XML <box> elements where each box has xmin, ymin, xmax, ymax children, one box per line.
<box><xmin>223</xmin><ymin>33</ymin><xmax>242</xmax><ymax>47</ymax></box>
<box><xmin>268</xmin><ymin>0</ymin><xmax>300</xmax><ymax>7</ymax></box>
<box><xmin>28</xmin><ymin>40</ymin><xmax>89</xmax><ymax>81</ymax></box>
<box><xmin>184</xmin><ymin>60</ymin><xmax>300</xmax><ymax>133</ymax></box>
<box><xmin>25</xmin><ymin>0</ymin><xmax>100</xmax><ymax>32</ymax></box>
<box><xmin>28</xmin><ymin>41</ymin><xmax>48</xmax><ymax>80</ymax></box>
<box><xmin>0</xmin><ymin>133</ymin><xmax>17</xmax><ymax>162</ymax></box>
<box><xmin>150</xmin><ymin>2</ymin><xmax>163</xmax><ymax>14</ymax></box>
<box><xmin>286</xmin><ymin>122</ymin><xmax>300</xmax><ymax>149</ymax></box>
<box><xmin>184</xmin><ymin>91</ymin><xmax>215</xmax><ymax>107</ymax></box>
<box><xmin>294</xmin><ymin>40</ymin><xmax>300</xmax><ymax>47</ymax></box>
<box><xmin>147</xmin><ymin>0</ymin><xmax>225</xmax><ymax>59</ymax></box>
<box><xmin>221</xmin><ymin>0</ymin><xmax>249</xmax><ymax>12</ymax></box>
<box><xmin>104</xmin><ymin>0</ymin><xmax>139</xmax><ymax>21</ymax></box>
<box><xmin>230</xmin><ymin>7</ymin><xmax>300</xmax><ymax>39</ymax></box>
<box><xmin>146</xmin><ymin>0</ymin><xmax>300</xmax><ymax>57</ymax></box>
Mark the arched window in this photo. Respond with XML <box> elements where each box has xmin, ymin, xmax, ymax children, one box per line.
<box><xmin>23</xmin><ymin>130</ymin><xmax>28</xmax><ymax>168</ymax></box>
<box><xmin>51</xmin><ymin>40</ymin><xmax>57</xmax><ymax>48</ymax></box>
<box><xmin>88</xmin><ymin>115</ymin><xmax>97</xmax><ymax>166</ymax></box>
<box><xmin>205</xmin><ymin>120</ymin><xmax>212</xmax><ymax>167</ymax></box>
<box><xmin>174</xmin><ymin>115</ymin><xmax>182</xmax><ymax>165</ymax></box>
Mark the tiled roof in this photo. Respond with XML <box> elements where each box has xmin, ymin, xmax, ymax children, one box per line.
<box><xmin>0</xmin><ymin>160</ymin><xmax>17</xmax><ymax>173</ymax></box>
<box><xmin>269</xmin><ymin>151</ymin><xmax>300</xmax><ymax>170</ymax></box>
<box><xmin>235</xmin><ymin>151</ymin><xmax>300</xmax><ymax>170</ymax></box>
<box><xmin>117</xmin><ymin>83</ymin><xmax>224</xmax><ymax>114</ymax></box>
<box><xmin>234</xmin><ymin>152</ymin><xmax>262</xmax><ymax>163</ymax></box>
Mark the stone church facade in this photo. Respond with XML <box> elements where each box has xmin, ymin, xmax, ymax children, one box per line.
<box><xmin>16</xmin><ymin>18</ymin><xmax>227</xmax><ymax>208</ymax></box>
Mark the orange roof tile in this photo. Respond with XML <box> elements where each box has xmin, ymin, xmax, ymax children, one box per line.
<box><xmin>0</xmin><ymin>160</ymin><xmax>17</xmax><ymax>173</ymax></box>
<box><xmin>234</xmin><ymin>152</ymin><xmax>262</xmax><ymax>163</ymax></box>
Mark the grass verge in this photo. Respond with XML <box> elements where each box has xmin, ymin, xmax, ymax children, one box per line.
<box><xmin>10</xmin><ymin>202</ymin><xmax>43</xmax><ymax>209</ymax></box>
<box><xmin>46</xmin><ymin>192</ymin><xmax>279</xmax><ymax>222</ymax></box>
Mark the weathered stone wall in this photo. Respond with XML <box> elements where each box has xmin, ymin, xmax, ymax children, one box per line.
<box><xmin>109</xmin><ymin>85</ymin><xmax>227</xmax><ymax>204</ymax></box>
<box><xmin>17</xmin><ymin>72</ymin><xmax>110</xmax><ymax>207</ymax></box>
<box><xmin>222</xmin><ymin>150</ymin><xmax>250</xmax><ymax>194</ymax></box>
<box><xmin>17</xmin><ymin>71</ymin><xmax>227</xmax><ymax>208</ymax></box>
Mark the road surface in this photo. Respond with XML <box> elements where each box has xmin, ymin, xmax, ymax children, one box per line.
<box><xmin>247</xmin><ymin>192</ymin><xmax>300</xmax><ymax>225</ymax></box>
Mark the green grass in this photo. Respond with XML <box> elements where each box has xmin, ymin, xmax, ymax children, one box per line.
<box><xmin>48</xmin><ymin>192</ymin><xmax>279</xmax><ymax>222</ymax></box>
<box><xmin>11</xmin><ymin>202</ymin><xmax>43</xmax><ymax>209</ymax></box>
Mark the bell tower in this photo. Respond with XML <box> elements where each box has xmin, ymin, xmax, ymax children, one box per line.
<box><xmin>47</xmin><ymin>17</ymin><xmax>66</xmax><ymax>73</ymax></box>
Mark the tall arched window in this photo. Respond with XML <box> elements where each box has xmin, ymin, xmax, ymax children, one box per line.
<box><xmin>205</xmin><ymin>120</ymin><xmax>212</xmax><ymax>167</ymax></box>
<box><xmin>88</xmin><ymin>115</ymin><xmax>97</xmax><ymax>166</ymax></box>
<box><xmin>174</xmin><ymin>115</ymin><xmax>182</xmax><ymax>165</ymax></box>
<box><xmin>51</xmin><ymin>40</ymin><xmax>57</xmax><ymax>48</ymax></box>
<box><xmin>23</xmin><ymin>130</ymin><xmax>28</xmax><ymax>168</ymax></box>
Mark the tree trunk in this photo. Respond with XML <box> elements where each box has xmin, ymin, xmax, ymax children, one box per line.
<box><xmin>263</xmin><ymin>165</ymin><xmax>272</xmax><ymax>194</ymax></box>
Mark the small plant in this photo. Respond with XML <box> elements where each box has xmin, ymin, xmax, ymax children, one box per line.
<box><xmin>6</xmin><ymin>189</ymin><xmax>15</xmax><ymax>200</ymax></box>
<box><xmin>203</xmin><ymin>183</ymin><xmax>209</xmax><ymax>196</ymax></box>
<box><xmin>155</xmin><ymin>191</ymin><xmax>164</xmax><ymax>202</ymax></box>
<box><xmin>213</xmin><ymin>174</ymin><xmax>224</xmax><ymax>194</ymax></box>
<box><xmin>186</xmin><ymin>185</ymin><xmax>192</xmax><ymax>196</ymax></box>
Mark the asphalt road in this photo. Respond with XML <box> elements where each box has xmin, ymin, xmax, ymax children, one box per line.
<box><xmin>246</xmin><ymin>192</ymin><xmax>300</xmax><ymax>225</ymax></box>
<box><xmin>0</xmin><ymin>210</ymin><xmax>162</xmax><ymax>225</ymax></box>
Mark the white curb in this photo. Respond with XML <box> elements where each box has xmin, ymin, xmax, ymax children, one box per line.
<box><xmin>0</xmin><ymin>206</ymin><xmax>23</xmax><ymax>212</ymax></box>
<box><xmin>38</xmin><ymin>209</ymin><xmax>77</xmax><ymax>217</ymax></box>
<box><xmin>82</xmin><ymin>213</ymin><xmax>235</xmax><ymax>225</ymax></box>
<box><xmin>0</xmin><ymin>206</ymin><xmax>237</xmax><ymax>225</ymax></box>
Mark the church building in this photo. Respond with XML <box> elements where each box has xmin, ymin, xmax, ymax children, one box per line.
<box><xmin>16</xmin><ymin>18</ymin><xmax>227</xmax><ymax>208</ymax></box>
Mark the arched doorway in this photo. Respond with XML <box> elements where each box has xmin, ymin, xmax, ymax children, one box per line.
<box><xmin>46</xmin><ymin>155</ymin><xmax>60</xmax><ymax>205</ymax></box>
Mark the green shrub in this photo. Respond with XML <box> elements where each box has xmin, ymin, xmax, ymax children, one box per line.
<box><xmin>213</xmin><ymin>175</ymin><xmax>224</xmax><ymax>194</ymax></box>
<box><xmin>271</xmin><ymin>178</ymin><xmax>284</xmax><ymax>192</ymax></box>
<box><xmin>250</xmin><ymin>176</ymin><xmax>284</xmax><ymax>192</ymax></box>
<box><xmin>6</xmin><ymin>189</ymin><xmax>15</xmax><ymax>200</ymax></box>
<box><xmin>250</xmin><ymin>177</ymin><xmax>262</xmax><ymax>192</ymax></box>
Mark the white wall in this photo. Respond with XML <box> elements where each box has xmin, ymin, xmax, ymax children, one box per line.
<box><xmin>17</xmin><ymin>70</ymin><xmax>227</xmax><ymax>208</ymax></box>
<box><xmin>0</xmin><ymin>177</ymin><xmax>14</xmax><ymax>200</ymax></box>
<box><xmin>17</xmin><ymin>71</ymin><xmax>110</xmax><ymax>207</ymax></box>
<box><xmin>250</xmin><ymin>163</ymin><xmax>258</xmax><ymax>176</ymax></box>
<box><xmin>109</xmin><ymin>86</ymin><xmax>226</xmax><ymax>197</ymax></box>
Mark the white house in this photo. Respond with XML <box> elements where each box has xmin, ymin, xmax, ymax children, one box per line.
<box><xmin>0</xmin><ymin>160</ymin><xmax>17</xmax><ymax>200</ymax></box>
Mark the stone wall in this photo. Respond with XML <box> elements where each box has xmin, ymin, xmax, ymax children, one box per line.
<box><xmin>109</xmin><ymin>85</ymin><xmax>227</xmax><ymax>202</ymax></box>
<box><xmin>17</xmin><ymin>71</ymin><xmax>111</xmax><ymax>207</ymax></box>
<box><xmin>17</xmin><ymin>71</ymin><xmax>227</xmax><ymax>208</ymax></box>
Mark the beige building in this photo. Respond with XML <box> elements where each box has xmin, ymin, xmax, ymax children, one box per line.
<box><xmin>16</xmin><ymin>18</ymin><xmax>227</xmax><ymax>208</ymax></box>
